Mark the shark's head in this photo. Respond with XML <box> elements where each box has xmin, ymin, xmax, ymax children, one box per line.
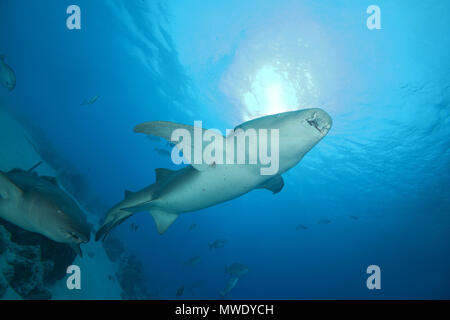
<box><xmin>30</xmin><ymin>194</ymin><xmax>91</xmax><ymax>245</ymax></box>
<box><xmin>56</xmin><ymin>217</ymin><xmax>91</xmax><ymax>245</ymax></box>
<box><xmin>302</xmin><ymin>108</ymin><xmax>333</xmax><ymax>136</ymax></box>
<box><xmin>232</xmin><ymin>107</ymin><xmax>332</xmax><ymax>174</ymax></box>
<box><xmin>281</xmin><ymin>108</ymin><xmax>332</xmax><ymax>158</ymax></box>
<box><xmin>262</xmin><ymin>108</ymin><xmax>332</xmax><ymax>171</ymax></box>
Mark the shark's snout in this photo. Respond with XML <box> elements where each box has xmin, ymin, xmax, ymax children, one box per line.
<box><xmin>65</xmin><ymin>230</ymin><xmax>90</xmax><ymax>244</ymax></box>
<box><xmin>305</xmin><ymin>108</ymin><xmax>332</xmax><ymax>135</ymax></box>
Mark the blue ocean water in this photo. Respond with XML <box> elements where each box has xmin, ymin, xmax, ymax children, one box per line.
<box><xmin>0</xmin><ymin>0</ymin><xmax>449</xmax><ymax>299</ymax></box>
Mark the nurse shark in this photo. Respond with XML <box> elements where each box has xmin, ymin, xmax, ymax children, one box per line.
<box><xmin>96</xmin><ymin>108</ymin><xmax>332</xmax><ymax>240</ymax></box>
<box><xmin>0</xmin><ymin>163</ymin><xmax>91</xmax><ymax>255</ymax></box>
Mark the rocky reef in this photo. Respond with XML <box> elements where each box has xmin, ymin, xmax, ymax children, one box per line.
<box><xmin>103</xmin><ymin>235</ymin><xmax>160</xmax><ymax>299</ymax></box>
<box><xmin>117</xmin><ymin>253</ymin><xmax>161</xmax><ymax>300</ymax></box>
<box><xmin>0</xmin><ymin>218</ymin><xmax>77</xmax><ymax>300</ymax></box>
<box><xmin>102</xmin><ymin>236</ymin><xmax>125</xmax><ymax>262</ymax></box>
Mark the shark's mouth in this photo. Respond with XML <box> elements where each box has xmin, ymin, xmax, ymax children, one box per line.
<box><xmin>306</xmin><ymin>112</ymin><xmax>331</xmax><ymax>135</ymax></box>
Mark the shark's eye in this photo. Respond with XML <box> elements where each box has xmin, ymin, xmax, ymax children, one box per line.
<box><xmin>69</xmin><ymin>232</ymin><xmax>80</xmax><ymax>241</ymax></box>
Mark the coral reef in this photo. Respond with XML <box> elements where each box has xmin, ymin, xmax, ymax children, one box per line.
<box><xmin>0</xmin><ymin>216</ymin><xmax>80</xmax><ymax>299</ymax></box>
<box><xmin>102</xmin><ymin>235</ymin><xmax>160</xmax><ymax>299</ymax></box>
<box><xmin>117</xmin><ymin>254</ymin><xmax>161</xmax><ymax>300</ymax></box>
<box><xmin>0</xmin><ymin>225</ymin><xmax>53</xmax><ymax>299</ymax></box>
<box><xmin>102</xmin><ymin>236</ymin><xmax>125</xmax><ymax>262</ymax></box>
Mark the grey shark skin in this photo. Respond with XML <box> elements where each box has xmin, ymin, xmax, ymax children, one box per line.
<box><xmin>96</xmin><ymin>108</ymin><xmax>332</xmax><ymax>240</ymax></box>
<box><xmin>0</xmin><ymin>55</ymin><xmax>16</xmax><ymax>91</ymax></box>
<box><xmin>0</xmin><ymin>166</ymin><xmax>91</xmax><ymax>255</ymax></box>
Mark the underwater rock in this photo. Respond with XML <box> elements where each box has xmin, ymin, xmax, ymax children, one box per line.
<box><xmin>102</xmin><ymin>236</ymin><xmax>125</xmax><ymax>262</ymax></box>
<box><xmin>117</xmin><ymin>254</ymin><xmax>156</xmax><ymax>300</ymax></box>
<box><xmin>0</xmin><ymin>269</ymin><xmax>8</xmax><ymax>298</ymax></box>
<box><xmin>0</xmin><ymin>225</ymin><xmax>53</xmax><ymax>300</ymax></box>
<box><xmin>0</xmin><ymin>218</ymin><xmax>77</xmax><ymax>284</ymax></box>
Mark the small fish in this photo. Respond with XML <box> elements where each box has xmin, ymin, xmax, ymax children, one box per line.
<box><xmin>176</xmin><ymin>285</ymin><xmax>184</xmax><ymax>297</ymax></box>
<box><xmin>183</xmin><ymin>256</ymin><xmax>201</xmax><ymax>267</ymax></box>
<box><xmin>317</xmin><ymin>219</ymin><xmax>331</xmax><ymax>225</ymax></box>
<box><xmin>130</xmin><ymin>223</ymin><xmax>139</xmax><ymax>232</ymax></box>
<box><xmin>349</xmin><ymin>216</ymin><xmax>359</xmax><ymax>220</ymax></box>
<box><xmin>0</xmin><ymin>55</ymin><xmax>16</xmax><ymax>91</ymax></box>
<box><xmin>153</xmin><ymin>147</ymin><xmax>171</xmax><ymax>157</ymax></box>
<box><xmin>225</xmin><ymin>263</ymin><xmax>249</xmax><ymax>277</ymax></box>
<box><xmin>188</xmin><ymin>223</ymin><xmax>197</xmax><ymax>231</ymax></box>
<box><xmin>296</xmin><ymin>224</ymin><xmax>308</xmax><ymax>231</ymax></box>
<box><xmin>81</xmin><ymin>95</ymin><xmax>99</xmax><ymax>106</ymax></box>
<box><xmin>220</xmin><ymin>277</ymin><xmax>239</xmax><ymax>298</ymax></box>
<box><xmin>209</xmin><ymin>239</ymin><xmax>228</xmax><ymax>250</ymax></box>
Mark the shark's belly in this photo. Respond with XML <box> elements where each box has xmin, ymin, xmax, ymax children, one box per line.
<box><xmin>155</xmin><ymin>165</ymin><xmax>264</xmax><ymax>213</ymax></box>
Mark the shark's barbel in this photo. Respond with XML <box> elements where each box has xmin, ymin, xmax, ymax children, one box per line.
<box><xmin>96</xmin><ymin>108</ymin><xmax>332</xmax><ymax>240</ymax></box>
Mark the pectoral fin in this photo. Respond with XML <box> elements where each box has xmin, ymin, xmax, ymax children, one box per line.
<box><xmin>0</xmin><ymin>172</ymin><xmax>23</xmax><ymax>199</ymax></box>
<box><xmin>149</xmin><ymin>209</ymin><xmax>179</xmax><ymax>235</ymax></box>
<box><xmin>257</xmin><ymin>175</ymin><xmax>284</xmax><ymax>194</ymax></box>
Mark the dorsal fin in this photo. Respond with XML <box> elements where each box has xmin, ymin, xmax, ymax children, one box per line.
<box><xmin>155</xmin><ymin>168</ymin><xmax>176</xmax><ymax>182</ymax></box>
<box><xmin>41</xmin><ymin>176</ymin><xmax>58</xmax><ymax>185</ymax></box>
<box><xmin>124</xmin><ymin>190</ymin><xmax>135</xmax><ymax>199</ymax></box>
